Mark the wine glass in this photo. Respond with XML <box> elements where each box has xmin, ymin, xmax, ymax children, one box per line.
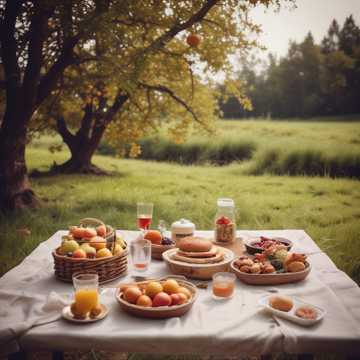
<box><xmin>137</xmin><ymin>202</ymin><xmax>153</xmax><ymax>232</ymax></box>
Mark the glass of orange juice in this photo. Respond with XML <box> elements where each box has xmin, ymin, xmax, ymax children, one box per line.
<box><xmin>73</xmin><ymin>273</ymin><xmax>99</xmax><ymax>315</ymax></box>
<box><xmin>212</xmin><ymin>272</ymin><xmax>236</xmax><ymax>300</ymax></box>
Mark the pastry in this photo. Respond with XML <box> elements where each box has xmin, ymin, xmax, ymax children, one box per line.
<box><xmin>172</xmin><ymin>251</ymin><xmax>224</xmax><ymax>264</ymax></box>
<box><xmin>269</xmin><ymin>295</ymin><xmax>293</xmax><ymax>312</ymax></box>
<box><xmin>177</xmin><ymin>246</ymin><xmax>218</xmax><ymax>258</ymax></box>
<box><xmin>178</xmin><ymin>237</ymin><xmax>213</xmax><ymax>253</ymax></box>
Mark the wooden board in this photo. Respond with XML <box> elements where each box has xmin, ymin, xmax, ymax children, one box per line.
<box><xmin>212</xmin><ymin>237</ymin><xmax>245</xmax><ymax>257</ymax></box>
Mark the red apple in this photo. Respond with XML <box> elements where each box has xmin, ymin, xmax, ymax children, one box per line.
<box><xmin>72</xmin><ymin>249</ymin><xmax>87</xmax><ymax>259</ymax></box>
<box><xmin>170</xmin><ymin>293</ymin><xmax>181</xmax><ymax>306</ymax></box>
<box><xmin>152</xmin><ymin>292</ymin><xmax>171</xmax><ymax>307</ymax></box>
<box><xmin>96</xmin><ymin>224</ymin><xmax>107</xmax><ymax>237</ymax></box>
<box><xmin>186</xmin><ymin>33</ymin><xmax>201</xmax><ymax>47</ymax></box>
<box><xmin>83</xmin><ymin>227</ymin><xmax>97</xmax><ymax>239</ymax></box>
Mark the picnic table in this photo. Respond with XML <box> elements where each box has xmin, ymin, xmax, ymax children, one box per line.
<box><xmin>1</xmin><ymin>230</ymin><xmax>360</xmax><ymax>359</ymax></box>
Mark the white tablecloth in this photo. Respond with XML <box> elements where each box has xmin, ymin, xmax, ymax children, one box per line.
<box><xmin>1</xmin><ymin>230</ymin><xmax>360</xmax><ymax>356</ymax></box>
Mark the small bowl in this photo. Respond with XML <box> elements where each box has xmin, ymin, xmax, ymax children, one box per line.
<box><xmin>151</xmin><ymin>243</ymin><xmax>176</xmax><ymax>260</ymax></box>
<box><xmin>245</xmin><ymin>237</ymin><xmax>292</xmax><ymax>255</ymax></box>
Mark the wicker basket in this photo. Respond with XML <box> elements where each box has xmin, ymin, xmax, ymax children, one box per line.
<box><xmin>52</xmin><ymin>218</ymin><xmax>128</xmax><ymax>284</ymax></box>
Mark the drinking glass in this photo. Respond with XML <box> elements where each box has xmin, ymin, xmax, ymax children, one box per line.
<box><xmin>130</xmin><ymin>239</ymin><xmax>152</xmax><ymax>272</ymax></box>
<box><xmin>137</xmin><ymin>202</ymin><xmax>153</xmax><ymax>231</ymax></box>
<box><xmin>212</xmin><ymin>272</ymin><xmax>236</xmax><ymax>300</ymax></box>
<box><xmin>72</xmin><ymin>273</ymin><xmax>99</xmax><ymax>314</ymax></box>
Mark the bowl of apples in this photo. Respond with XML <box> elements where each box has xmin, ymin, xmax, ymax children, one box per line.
<box><xmin>115</xmin><ymin>277</ymin><xmax>197</xmax><ymax>319</ymax></box>
<box><xmin>52</xmin><ymin>218</ymin><xmax>128</xmax><ymax>284</ymax></box>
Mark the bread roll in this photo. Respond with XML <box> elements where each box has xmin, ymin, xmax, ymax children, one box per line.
<box><xmin>178</xmin><ymin>237</ymin><xmax>212</xmax><ymax>253</ymax></box>
<box><xmin>269</xmin><ymin>295</ymin><xmax>293</xmax><ymax>312</ymax></box>
<box><xmin>287</xmin><ymin>261</ymin><xmax>306</xmax><ymax>273</ymax></box>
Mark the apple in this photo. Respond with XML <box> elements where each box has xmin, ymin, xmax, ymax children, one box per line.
<box><xmin>152</xmin><ymin>292</ymin><xmax>171</xmax><ymax>307</ymax></box>
<box><xmin>96</xmin><ymin>224</ymin><xmax>107</xmax><ymax>237</ymax></box>
<box><xmin>178</xmin><ymin>286</ymin><xmax>191</xmax><ymax>299</ymax></box>
<box><xmin>72</xmin><ymin>227</ymin><xmax>85</xmax><ymax>239</ymax></box>
<box><xmin>145</xmin><ymin>281</ymin><xmax>163</xmax><ymax>299</ymax></box>
<box><xmin>136</xmin><ymin>295</ymin><xmax>152</xmax><ymax>307</ymax></box>
<box><xmin>82</xmin><ymin>245</ymin><xmax>96</xmax><ymax>258</ymax></box>
<box><xmin>90</xmin><ymin>236</ymin><xmax>106</xmax><ymax>250</ymax></box>
<box><xmin>61</xmin><ymin>240</ymin><xmax>79</xmax><ymax>254</ymax></box>
<box><xmin>96</xmin><ymin>248</ymin><xmax>112</xmax><ymax>258</ymax></box>
<box><xmin>83</xmin><ymin>227</ymin><xmax>97</xmax><ymax>239</ymax></box>
<box><xmin>72</xmin><ymin>249</ymin><xmax>87</xmax><ymax>258</ymax></box>
<box><xmin>170</xmin><ymin>293</ymin><xmax>181</xmax><ymax>306</ymax></box>
<box><xmin>177</xmin><ymin>293</ymin><xmax>188</xmax><ymax>305</ymax></box>
<box><xmin>113</xmin><ymin>244</ymin><xmax>123</xmax><ymax>256</ymax></box>
<box><xmin>124</xmin><ymin>286</ymin><xmax>142</xmax><ymax>304</ymax></box>
<box><xmin>186</xmin><ymin>33</ymin><xmax>201</xmax><ymax>47</ymax></box>
<box><xmin>163</xmin><ymin>279</ymin><xmax>180</xmax><ymax>294</ymax></box>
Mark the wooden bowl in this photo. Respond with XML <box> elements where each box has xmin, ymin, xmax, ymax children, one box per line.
<box><xmin>115</xmin><ymin>279</ymin><xmax>197</xmax><ymax>319</ymax></box>
<box><xmin>244</xmin><ymin>237</ymin><xmax>293</xmax><ymax>255</ymax></box>
<box><xmin>151</xmin><ymin>243</ymin><xmax>176</xmax><ymax>260</ymax></box>
<box><xmin>162</xmin><ymin>247</ymin><xmax>235</xmax><ymax>280</ymax></box>
<box><xmin>230</xmin><ymin>260</ymin><xmax>311</xmax><ymax>285</ymax></box>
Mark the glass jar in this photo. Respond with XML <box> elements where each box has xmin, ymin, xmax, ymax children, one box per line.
<box><xmin>214</xmin><ymin>198</ymin><xmax>236</xmax><ymax>244</ymax></box>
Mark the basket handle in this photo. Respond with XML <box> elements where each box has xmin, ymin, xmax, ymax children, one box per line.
<box><xmin>79</xmin><ymin>218</ymin><xmax>105</xmax><ymax>228</ymax></box>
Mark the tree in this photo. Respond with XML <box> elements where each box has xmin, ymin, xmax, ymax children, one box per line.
<box><xmin>1</xmin><ymin>0</ymin><xmax>288</xmax><ymax>211</ymax></box>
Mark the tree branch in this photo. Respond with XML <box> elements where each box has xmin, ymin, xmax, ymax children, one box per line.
<box><xmin>56</xmin><ymin>116</ymin><xmax>75</xmax><ymax>146</ymax></box>
<box><xmin>22</xmin><ymin>4</ymin><xmax>54</xmax><ymax>112</ymax></box>
<box><xmin>0</xmin><ymin>0</ymin><xmax>22</xmax><ymax>98</ymax></box>
<box><xmin>138</xmin><ymin>82</ymin><xmax>202</xmax><ymax>125</ymax></box>
<box><xmin>133</xmin><ymin>0</ymin><xmax>219</xmax><ymax>73</ymax></box>
<box><xmin>76</xmin><ymin>104</ymin><xmax>93</xmax><ymax>139</ymax></box>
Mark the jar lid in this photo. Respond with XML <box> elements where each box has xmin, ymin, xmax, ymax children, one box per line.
<box><xmin>171</xmin><ymin>218</ymin><xmax>195</xmax><ymax>231</ymax></box>
<box><xmin>217</xmin><ymin>198</ymin><xmax>234</xmax><ymax>207</ymax></box>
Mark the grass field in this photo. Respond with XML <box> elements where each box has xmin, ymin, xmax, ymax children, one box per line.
<box><xmin>1</xmin><ymin>137</ymin><xmax>359</xmax><ymax>285</ymax></box>
<box><xmin>129</xmin><ymin>119</ymin><xmax>360</xmax><ymax>179</ymax></box>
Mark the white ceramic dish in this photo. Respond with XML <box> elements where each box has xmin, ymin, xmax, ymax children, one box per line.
<box><xmin>62</xmin><ymin>303</ymin><xmax>109</xmax><ymax>323</ymax></box>
<box><xmin>258</xmin><ymin>295</ymin><xmax>326</xmax><ymax>327</ymax></box>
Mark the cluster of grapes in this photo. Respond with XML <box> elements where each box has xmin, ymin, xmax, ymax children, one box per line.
<box><xmin>161</xmin><ymin>237</ymin><xmax>173</xmax><ymax>246</ymax></box>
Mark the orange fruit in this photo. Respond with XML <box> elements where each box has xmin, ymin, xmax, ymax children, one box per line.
<box><xmin>144</xmin><ymin>230</ymin><xmax>162</xmax><ymax>245</ymax></box>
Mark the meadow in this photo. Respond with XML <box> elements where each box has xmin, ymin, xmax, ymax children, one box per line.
<box><xmin>128</xmin><ymin>119</ymin><xmax>360</xmax><ymax>179</ymax></box>
<box><xmin>1</xmin><ymin>123</ymin><xmax>360</xmax><ymax>286</ymax></box>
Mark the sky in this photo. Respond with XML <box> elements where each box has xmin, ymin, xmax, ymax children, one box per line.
<box><xmin>249</xmin><ymin>0</ymin><xmax>360</xmax><ymax>58</ymax></box>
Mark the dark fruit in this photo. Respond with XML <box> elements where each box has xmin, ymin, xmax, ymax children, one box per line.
<box><xmin>161</xmin><ymin>237</ymin><xmax>173</xmax><ymax>245</ymax></box>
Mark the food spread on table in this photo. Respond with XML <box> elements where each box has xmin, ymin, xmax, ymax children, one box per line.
<box><xmin>49</xmin><ymin>206</ymin><xmax>322</xmax><ymax>327</ymax></box>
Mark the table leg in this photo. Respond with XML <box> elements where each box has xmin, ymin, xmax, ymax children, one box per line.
<box><xmin>52</xmin><ymin>351</ymin><xmax>64</xmax><ymax>360</ymax></box>
<box><xmin>8</xmin><ymin>351</ymin><xmax>27</xmax><ymax>360</ymax></box>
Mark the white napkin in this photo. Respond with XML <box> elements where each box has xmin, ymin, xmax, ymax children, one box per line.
<box><xmin>0</xmin><ymin>290</ymin><xmax>70</xmax><ymax>356</ymax></box>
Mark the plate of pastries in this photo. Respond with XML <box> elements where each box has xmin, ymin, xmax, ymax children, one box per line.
<box><xmin>230</xmin><ymin>243</ymin><xmax>311</xmax><ymax>285</ymax></box>
<box><xmin>162</xmin><ymin>236</ymin><xmax>234</xmax><ymax>280</ymax></box>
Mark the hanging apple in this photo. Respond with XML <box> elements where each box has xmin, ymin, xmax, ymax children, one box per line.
<box><xmin>186</xmin><ymin>33</ymin><xmax>201</xmax><ymax>48</ymax></box>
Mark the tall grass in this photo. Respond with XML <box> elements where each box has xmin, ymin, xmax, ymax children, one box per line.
<box><xmin>136</xmin><ymin>137</ymin><xmax>256</xmax><ymax>165</ymax></box>
<box><xmin>248</xmin><ymin>148</ymin><xmax>360</xmax><ymax>179</ymax></box>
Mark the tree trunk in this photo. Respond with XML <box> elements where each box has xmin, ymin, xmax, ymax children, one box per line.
<box><xmin>0</xmin><ymin>112</ymin><xmax>38</xmax><ymax>211</ymax></box>
<box><xmin>50</xmin><ymin>113</ymin><xmax>107</xmax><ymax>175</ymax></box>
<box><xmin>51</xmin><ymin>138</ymin><xmax>106</xmax><ymax>175</ymax></box>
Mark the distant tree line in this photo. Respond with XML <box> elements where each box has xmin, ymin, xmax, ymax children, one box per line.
<box><xmin>220</xmin><ymin>15</ymin><xmax>360</xmax><ymax>118</ymax></box>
